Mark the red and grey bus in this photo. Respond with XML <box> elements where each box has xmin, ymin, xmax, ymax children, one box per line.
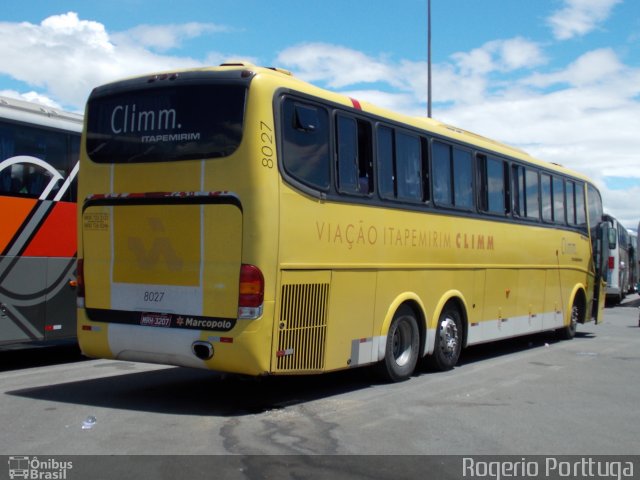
<box><xmin>0</xmin><ymin>95</ymin><xmax>81</xmax><ymax>347</ymax></box>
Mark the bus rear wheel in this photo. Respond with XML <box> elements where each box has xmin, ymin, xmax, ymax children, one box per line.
<box><xmin>426</xmin><ymin>304</ymin><xmax>462</xmax><ymax>371</ymax></box>
<box><xmin>377</xmin><ymin>305</ymin><xmax>419</xmax><ymax>382</ymax></box>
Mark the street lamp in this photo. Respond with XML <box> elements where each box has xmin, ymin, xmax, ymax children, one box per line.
<box><xmin>428</xmin><ymin>0</ymin><xmax>432</xmax><ymax>118</ymax></box>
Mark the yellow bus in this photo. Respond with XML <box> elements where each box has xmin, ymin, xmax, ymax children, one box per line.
<box><xmin>77</xmin><ymin>63</ymin><xmax>607</xmax><ymax>381</ymax></box>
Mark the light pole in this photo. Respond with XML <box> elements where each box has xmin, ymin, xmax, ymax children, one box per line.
<box><xmin>427</xmin><ymin>0</ymin><xmax>432</xmax><ymax>118</ymax></box>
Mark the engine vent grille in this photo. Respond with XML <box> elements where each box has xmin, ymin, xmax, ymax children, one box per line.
<box><xmin>276</xmin><ymin>283</ymin><xmax>329</xmax><ymax>372</ymax></box>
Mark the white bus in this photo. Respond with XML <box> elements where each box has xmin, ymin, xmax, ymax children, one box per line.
<box><xmin>629</xmin><ymin>229</ymin><xmax>638</xmax><ymax>294</ymax></box>
<box><xmin>603</xmin><ymin>214</ymin><xmax>629</xmax><ymax>304</ymax></box>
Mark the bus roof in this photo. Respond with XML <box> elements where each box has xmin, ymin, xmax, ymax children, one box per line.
<box><xmin>0</xmin><ymin>95</ymin><xmax>83</xmax><ymax>133</ymax></box>
<box><xmin>89</xmin><ymin>62</ymin><xmax>593</xmax><ymax>184</ymax></box>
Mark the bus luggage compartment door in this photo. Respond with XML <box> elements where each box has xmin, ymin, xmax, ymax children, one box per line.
<box><xmin>81</xmin><ymin>194</ymin><xmax>242</xmax><ymax>327</ymax></box>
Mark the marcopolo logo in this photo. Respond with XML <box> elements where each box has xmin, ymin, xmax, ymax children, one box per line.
<box><xmin>8</xmin><ymin>456</ymin><xmax>72</xmax><ymax>479</ymax></box>
<box><xmin>175</xmin><ymin>316</ymin><xmax>235</xmax><ymax>331</ymax></box>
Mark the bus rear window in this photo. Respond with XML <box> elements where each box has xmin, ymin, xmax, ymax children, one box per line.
<box><xmin>86</xmin><ymin>84</ymin><xmax>246</xmax><ymax>163</ymax></box>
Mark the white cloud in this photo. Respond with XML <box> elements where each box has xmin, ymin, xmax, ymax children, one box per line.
<box><xmin>525</xmin><ymin>48</ymin><xmax>625</xmax><ymax>88</ymax></box>
<box><xmin>452</xmin><ymin>37</ymin><xmax>546</xmax><ymax>75</ymax></box>
<box><xmin>276</xmin><ymin>43</ymin><xmax>403</xmax><ymax>90</ymax></box>
<box><xmin>0</xmin><ymin>12</ymin><xmax>229</xmax><ymax>108</ymax></box>
<box><xmin>113</xmin><ymin>22</ymin><xmax>230</xmax><ymax>51</ymax></box>
<box><xmin>547</xmin><ymin>0</ymin><xmax>622</xmax><ymax>40</ymax></box>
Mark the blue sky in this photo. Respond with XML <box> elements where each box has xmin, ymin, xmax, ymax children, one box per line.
<box><xmin>1</xmin><ymin>0</ymin><xmax>639</xmax><ymax>229</ymax></box>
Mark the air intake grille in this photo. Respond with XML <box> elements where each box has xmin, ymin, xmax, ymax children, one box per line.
<box><xmin>276</xmin><ymin>283</ymin><xmax>329</xmax><ymax>372</ymax></box>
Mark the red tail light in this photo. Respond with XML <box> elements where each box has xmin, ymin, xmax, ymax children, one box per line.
<box><xmin>238</xmin><ymin>264</ymin><xmax>264</xmax><ymax>319</ymax></box>
<box><xmin>608</xmin><ymin>256</ymin><xmax>615</xmax><ymax>270</ymax></box>
<box><xmin>77</xmin><ymin>259</ymin><xmax>85</xmax><ymax>298</ymax></box>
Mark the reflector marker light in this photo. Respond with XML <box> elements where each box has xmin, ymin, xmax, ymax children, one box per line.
<box><xmin>81</xmin><ymin>325</ymin><xmax>102</xmax><ymax>332</ymax></box>
<box><xmin>276</xmin><ymin>348</ymin><xmax>295</xmax><ymax>357</ymax></box>
<box><xmin>207</xmin><ymin>336</ymin><xmax>234</xmax><ymax>344</ymax></box>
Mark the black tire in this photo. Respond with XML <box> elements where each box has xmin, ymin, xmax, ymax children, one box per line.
<box><xmin>426</xmin><ymin>304</ymin><xmax>463</xmax><ymax>371</ymax></box>
<box><xmin>377</xmin><ymin>305</ymin><xmax>419</xmax><ymax>382</ymax></box>
<box><xmin>557</xmin><ymin>300</ymin><xmax>579</xmax><ymax>340</ymax></box>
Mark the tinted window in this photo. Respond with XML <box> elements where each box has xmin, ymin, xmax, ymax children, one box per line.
<box><xmin>87</xmin><ymin>84</ymin><xmax>246</xmax><ymax>163</ymax></box>
<box><xmin>525</xmin><ymin>169</ymin><xmax>539</xmax><ymax>220</ymax></box>
<box><xmin>432</xmin><ymin>141</ymin><xmax>451</xmax><ymax>206</ymax></box>
<box><xmin>356</xmin><ymin>120</ymin><xmax>373</xmax><ymax>195</ymax></box>
<box><xmin>481</xmin><ymin>156</ymin><xmax>507</xmax><ymax>215</ymax></box>
<box><xmin>566</xmin><ymin>181</ymin><xmax>577</xmax><ymax>225</ymax></box>
<box><xmin>0</xmin><ymin>120</ymin><xmax>78</xmax><ymax>201</ymax></box>
<box><xmin>396</xmin><ymin>132</ymin><xmax>422</xmax><ymax>201</ymax></box>
<box><xmin>377</xmin><ymin>126</ymin><xmax>422</xmax><ymax>202</ymax></box>
<box><xmin>453</xmin><ymin>148</ymin><xmax>473</xmax><ymax>209</ymax></box>
<box><xmin>282</xmin><ymin>100</ymin><xmax>330</xmax><ymax>190</ymax></box>
<box><xmin>587</xmin><ymin>184</ymin><xmax>603</xmax><ymax>231</ymax></box>
<box><xmin>337</xmin><ymin>116</ymin><xmax>358</xmax><ymax>193</ymax></box>
<box><xmin>433</xmin><ymin>141</ymin><xmax>472</xmax><ymax>209</ymax></box>
<box><xmin>337</xmin><ymin>116</ymin><xmax>372</xmax><ymax>196</ymax></box>
<box><xmin>377</xmin><ymin>126</ymin><xmax>394</xmax><ymax>199</ymax></box>
<box><xmin>541</xmin><ymin>174</ymin><xmax>552</xmax><ymax>222</ymax></box>
<box><xmin>575</xmin><ymin>181</ymin><xmax>586</xmax><ymax>227</ymax></box>
<box><xmin>513</xmin><ymin>165</ymin><xmax>525</xmax><ymax>217</ymax></box>
<box><xmin>553</xmin><ymin>176</ymin><xmax>565</xmax><ymax>224</ymax></box>
<box><xmin>513</xmin><ymin>165</ymin><xmax>539</xmax><ymax>220</ymax></box>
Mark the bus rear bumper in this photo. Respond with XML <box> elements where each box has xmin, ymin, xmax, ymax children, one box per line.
<box><xmin>78</xmin><ymin>315</ymin><xmax>272</xmax><ymax>375</ymax></box>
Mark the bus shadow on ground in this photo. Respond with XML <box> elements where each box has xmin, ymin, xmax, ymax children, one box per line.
<box><xmin>458</xmin><ymin>329</ymin><xmax>594</xmax><ymax>367</ymax></box>
<box><xmin>6</xmin><ymin>331</ymin><xmax>578</xmax><ymax>416</ymax></box>
<box><xmin>0</xmin><ymin>343</ymin><xmax>86</xmax><ymax>373</ymax></box>
<box><xmin>6</xmin><ymin>362</ymin><xmax>378</xmax><ymax>417</ymax></box>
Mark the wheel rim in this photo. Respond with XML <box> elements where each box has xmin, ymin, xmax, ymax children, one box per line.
<box><xmin>438</xmin><ymin>316</ymin><xmax>459</xmax><ymax>358</ymax></box>
<box><xmin>392</xmin><ymin>319</ymin><xmax>414</xmax><ymax>367</ymax></box>
<box><xmin>570</xmin><ymin>305</ymin><xmax>578</xmax><ymax>333</ymax></box>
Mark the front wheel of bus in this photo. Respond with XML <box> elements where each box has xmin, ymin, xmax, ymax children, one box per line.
<box><xmin>426</xmin><ymin>305</ymin><xmax>462</xmax><ymax>371</ymax></box>
<box><xmin>557</xmin><ymin>300</ymin><xmax>580</xmax><ymax>340</ymax></box>
<box><xmin>377</xmin><ymin>306</ymin><xmax>419</xmax><ymax>382</ymax></box>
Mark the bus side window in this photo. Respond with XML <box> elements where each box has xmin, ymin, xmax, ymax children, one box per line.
<box><xmin>525</xmin><ymin>168</ymin><xmax>540</xmax><ymax>220</ymax></box>
<box><xmin>336</xmin><ymin>115</ymin><xmax>372</xmax><ymax>196</ymax></box>
<box><xmin>0</xmin><ymin>167</ymin><xmax>11</xmax><ymax>193</ymax></box>
<box><xmin>356</xmin><ymin>119</ymin><xmax>373</xmax><ymax>195</ymax></box>
<box><xmin>433</xmin><ymin>141</ymin><xmax>452</xmax><ymax>206</ymax></box>
<box><xmin>478</xmin><ymin>154</ymin><xmax>507</xmax><ymax>215</ymax></box>
<box><xmin>377</xmin><ymin>126</ymin><xmax>395</xmax><ymax>199</ymax></box>
<box><xmin>575</xmin><ymin>181</ymin><xmax>587</xmax><ymax>230</ymax></box>
<box><xmin>566</xmin><ymin>180</ymin><xmax>577</xmax><ymax>225</ymax></box>
<box><xmin>512</xmin><ymin>165</ymin><xmax>525</xmax><ymax>217</ymax></box>
<box><xmin>552</xmin><ymin>176</ymin><xmax>565</xmax><ymax>224</ymax></box>
<box><xmin>453</xmin><ymin>148</ymin><xmax>473</xmax><ymax>209</ymax></box>
<box><xmin>282</xmin><ymin>99</ymin><xmax>330</xmax><ymax>191</ymax></box>
<box><xmin>586</xmin><ymin>184</ymin><xmax>603</xmax><ymax>233</ymax></box>
<box><xmin>337</xmin><ymin>115</ymin><xmax>358</xmax><ymax>193</ymax></box>
<box><xmin>433</xmin><ymin>141</ymin><xmax>472</xmax><ymax>209</ymax></box>
<box><xmin>512</xmin><ymin>165</ymin><xmax>539</xmax><ymax>220</ymax></box>
<box><xmin>376</xmin><ymin>126</ymin><xmax>422</xmax><ymax>202</ymax></box>
<box><xmin>396</xmin><ymin>131</ymin><xmax>422</xmax><ymax>202</ymax></box>
<box><xmin>541</xmin><ymin>173</ymin><xmax>552</xmax><ymax>222</ymax></box>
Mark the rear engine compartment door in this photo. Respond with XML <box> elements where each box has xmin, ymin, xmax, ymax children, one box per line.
<box><xmin>82</xmin><ymin>193</ymin><xmax>242</xmax><ymax>331</ymax></box>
